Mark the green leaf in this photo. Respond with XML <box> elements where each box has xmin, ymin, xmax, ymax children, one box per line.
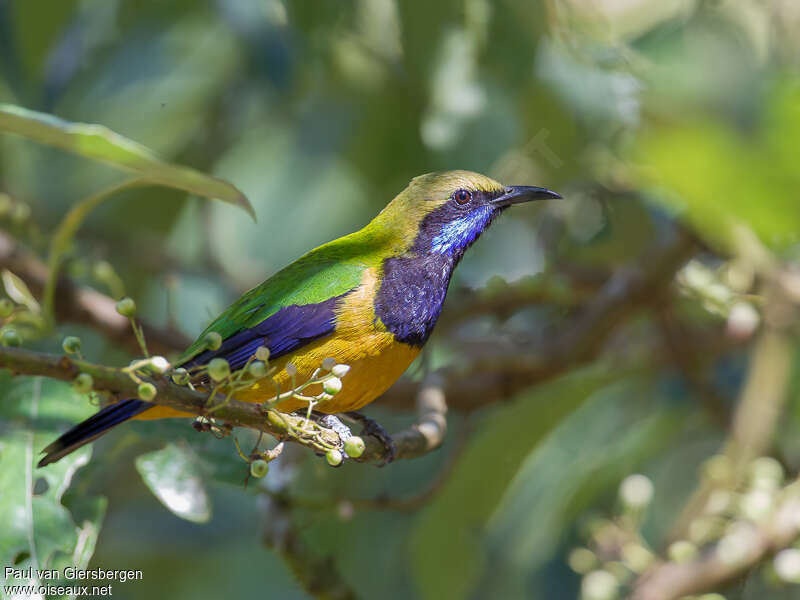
<box><xmin>135</xmin><ymin>442</ymin><xmax>212</xmax><ymax>523</ymax></box>
<box><xmin>0</xmin><ymin>374</ymin><xmax>105</xmax><ymax>585</ymax></box>
<box><xmin>480</xmin><ymin>378</ymin><xmax>685</xmax><ymax>598</ymax></box>
<box><xmin>634</xmin><ymin>78</ymin><xmax>800</xmax><ymax>253</ymax></box>
<box><xmin>408</xmin><ymin>366</ymin><xmax>618</xmax><ymax>600</ymax></box>
<box><xmin>0</xmin><ymin>103</ymin><xmax>254</xmax><ymax>219</ymax></box>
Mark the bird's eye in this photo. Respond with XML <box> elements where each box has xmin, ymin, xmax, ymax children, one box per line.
<box><xmin>453</xmin><ymin>189</ymin><xmax>472</xmax><ymax>205</ymax></box>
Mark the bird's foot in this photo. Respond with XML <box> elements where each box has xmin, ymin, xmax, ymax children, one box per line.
<box><xmin>192</xmin><ymin>417</ymin><xmax>232</xmax><ymax>438</ymax></box>
<box><xmin>317</xmin><ymin>414</ymin><xmax>353</xmax><ymax>443</ymax></box>
<box><xmin>299</xmin><ymin>411</ymin><xmax>351</xmax><ymax>466</ymax></box>
<box><xmin>344</xmin><ymin>411</ymin><xmax>396</xmax><ymax>466</ymax></box>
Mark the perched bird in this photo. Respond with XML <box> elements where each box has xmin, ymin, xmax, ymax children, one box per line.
<box><xmin>39</xmin><ymin>170</ymin><xmax>560</xmax><ymax>466</ymax></box>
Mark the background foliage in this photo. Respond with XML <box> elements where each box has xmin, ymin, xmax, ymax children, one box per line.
<box><xmin>2</xmin><ymin>1</ymin><xmax>800</xmax><ymax>599</ymax></box>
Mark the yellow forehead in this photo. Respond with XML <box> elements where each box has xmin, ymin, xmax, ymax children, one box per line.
<box><xmin>409</xmin><ymin>170</ymin><xmax>505</xmax><ymax>197</ymax></box>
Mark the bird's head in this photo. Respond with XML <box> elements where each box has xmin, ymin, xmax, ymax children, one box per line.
<box><xmin>376</xmin><ymin>170</ymin><xmax>561</xmax><ymax>260</ymax></box>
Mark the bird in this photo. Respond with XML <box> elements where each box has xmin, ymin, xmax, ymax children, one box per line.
<box><xmin>38</xmin><ymin>170</ymin><xmax>561</xmax><ymax>466</ymax></box>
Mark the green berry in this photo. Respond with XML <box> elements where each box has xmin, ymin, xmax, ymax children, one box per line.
<box><xmin>208</xmin><ymin>358</ymin><xmax>230</xmax><ymax>382</ymax></box>
<box><xmin>331</xmin><ymin>364</ymin><xmax>350</xmax><ymax>378</ymax></box>
<box><xmin>567</xmin><ymin>548</ymin><xmax>597</xmax><ymax>574</ymax></box>
<box><xmin>668</xmin><ymin>540</ymin><xmax>698</xmax><ymax>563</ymax></box>
<box><xmin>62</xmin><ymin>336</ymin><xmax>82</xmax><ymax>354</ymax></box>
<box><xmin>326</xmin><ymin>448</ymin><xmax>343</xmax><ymax>466</ymax></box>
<box><xmin>255</xmin><ymin>346</ymin><xmax>270</xmax><ymax>361</ymax></box>
<box><xmin>115</xmin><ymin>297</ymin><xmax>136</xmax><ymax>317</ymax></box>
<box><xmin>581</xmin><ymin>570</ymin><xmax>617</xmax><ymax>600</ymax></box>
<box><xmin>619</xmin><ymin>474</ymin><xmax>654</xmax><ymax>508</ymax></box>
<box><xmin>0</xmin><ymin>298</ymin><xmax>13</xmax><ymax>318</ymax></box>
<box><xmin>148</xmin><ymin>355</ymin><xmax>170</xmax><ymax>374</ymax></box>
<box><xmin>1</xmin><ymin>328</ymin><xmax>21</xmax><ymax>347</ymax></box>
<box><xmin>343</xmin><ymin>436</ymin><xmax>365</xmax><ymax>458</ymax></box>
<box><xmin>250</xmin><ymin>459</ymin><xmax>269</xmax><ymax>478</ymax></box>
<box><xmin>204</xmin><ymin>331</ymin><xmax>222</xmax><ymax>351</ymax></box>
<box><xmin>73</xmin><ymin>373</ymin><xmax>94</xmax><ymax>394</ymax></box>
<box><xmin>171</xmin><ymin>367</ymin><xmax>189</xmax><ymax>385</ymax></box>
<box><xmin>323</xmin><ymin>377</ymin><xmax>342</xmax><ymax>395</ymax></box>
<box><xmin>248</xmin><ymin>360</ymin><xmax>267</xmax><ymax>378</ymax></box>
<box><xmin>138</xmin><ymin>382</ymin><xmax>157</xmax><ymax>401</ymax></box>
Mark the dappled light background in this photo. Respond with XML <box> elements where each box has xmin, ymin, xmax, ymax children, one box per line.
<box><xmin>2</xmin><ymin>1</ymin><xmax>800</xmax><ymax>599</ymax></box>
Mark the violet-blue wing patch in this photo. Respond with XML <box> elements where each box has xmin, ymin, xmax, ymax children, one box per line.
<box><xmin>184</xmin><ymin>294</ymin><xmax>348</xmax><ymax>371</ymax></box>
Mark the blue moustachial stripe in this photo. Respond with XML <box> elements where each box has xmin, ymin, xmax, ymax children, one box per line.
<box><xmin>430</xmin><ymin>204</ymin><xmax>495</xmax><ymax>255</ymax></box>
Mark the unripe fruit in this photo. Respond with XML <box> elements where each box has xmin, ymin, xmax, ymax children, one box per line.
<box><xmin>73</xmin><ymin>373</ymin><xmax>94</xmax><ymax>394</ymax></box>
<box><xmin>331</xmin><ymin>364</ymin><xmax>350</xmax><ymax>378</ymax></box>
<box><xmin>255</xmin><ymin>346</ymin><xmax>270</xmax><ymax>361</ymax></box>
<box><xmin>62</xmin><ymin>336</ymin><xmax>82</xmax><ymax>354</ymax></box>
<box><xmin>321</xmin><ymin>357</ymin><xmax>336</xmax><ymax>371</ymax></box>
<box><xmin>326</xmin><ymin>449</ymin><xmax>343</xmax><ymax>466</ymax></box>
<box><xmin>208</xmin><ymin>358</ymin><xmax>231</xmax><ymax>382</ymax></box>
<box><xmin>1</xmin><ymin>328</ymin><xmax>21</xmax><ymax>347</ymax></box>
<box><xmin>248</xmin><ymin>361</ymin><xmax>267</xmax><ymax>378</ymax></box>
<box><xmin>171</xmin><ymin>367</ymin><xmax>189</xmax><ymax>385</ymax></box>
<box><xmin>204</xmin><ymin>332</ymin><xmax>222</xmax><ymax>351</ymax></box>
<box><xmin>148</xmin><ymin>356</ymin><xmax>170</xmax><ymax>374</ymax></box>
<box><xmin>668</xmin><ymin>540</ymin><xmax>698</xmax><ymax>563</ymax></box>
<box><xmin>344</xmin><ymin>436</ymin><xmax>365</xmax><ymax>458</ymax></box>
<box><xmin>250</xmin><ymin>459</ymin><xmax>269</xmax><ymax>478</ymax></box>
<box><xmin>619</xmin><ymin>474</ymin><xmax>654</xmax><ymax>508</ymax></box>
<box><xmin>285</xmin><ymin>363</ymin><xmax>298</xmax><ymax>377</ymax></box>
<box><xmin>323</xmin><ymin>377</ymin><xmax>342</xmax><ymax>395</ymax></box>
<box><xmin>0</xmin><ymin>298</ymin><xmax>13</xmax><ymax>318</ymax></box>
<box><xmin>581</xmin><ymin>570</ymin><xmax>617</xmax><ymax>600</ymax></box>
<box><xmin>138</xmin><ymin>382</ymin><xmax>157</xmax><ymax>401</ymax></box>
<box><xmin>115</xmin><ymin>297</ymin><xmax>136</xmax><ymax>317</ymax></box>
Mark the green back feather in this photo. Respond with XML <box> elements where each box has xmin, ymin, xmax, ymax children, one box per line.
<box><xmin>177</xmin><ymin>228</ymin><xmax>388</xmax><ymax>362</ymax></box>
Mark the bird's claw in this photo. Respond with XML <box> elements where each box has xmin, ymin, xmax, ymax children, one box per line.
<box><xmin>310</xmin><ymin>413</ymin><xmax>350</xmax><ymax>466</ymax></box>
<box><xmin>345</xmin><ymin>411</ymin><xmax>396</xmax><ymax>466</ymax></box>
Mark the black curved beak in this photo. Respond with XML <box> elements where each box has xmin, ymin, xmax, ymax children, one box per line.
<box><xmin>490</xmin><ymin>185</ymin><xmax>562</xmax><ymax>207</ymax></box>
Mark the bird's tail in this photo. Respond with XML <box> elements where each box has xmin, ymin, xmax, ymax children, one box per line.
<box><xmin>38</xmin><ymin>399</ymin><xmax>152</xmax><ymax>467</ymax></box>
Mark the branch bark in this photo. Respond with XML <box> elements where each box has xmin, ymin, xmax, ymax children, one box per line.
<box><xmin>630</xmin><ymin>483</ymin><xmax>800</xmax><ymax>600</ymax></box>
<box><xmin>629</xmin><ymin>241</ymin><xmax>799</xmax><ymax>600</ymax></box>
<box><xmin>0</xmin><ymin>345</ymin><xmax>442</xmax><ymax>464</ymax></box>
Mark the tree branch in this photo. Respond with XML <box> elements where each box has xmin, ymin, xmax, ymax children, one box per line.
<box><xmin>1</xmin><ymin>229</ymin><xmax>697</xmax><ymax>415</ymax></box>
<box><xmin>629</xmin><ymin>237</ymin><xmax>799</xmax><ymax>600</ymax></box>
<box><xmin>630</xmin><ymin>482</ymin><xmax>800</xmax><ymax>600</ymax></box>
<box><xmin>0</xmin><ymin>231</ymin><xmax>190</xmax><ymax>356</ymax></box>
<box><xmin>0</xmin><ymin>345</ymin><xmax>443</xmax><ymax>464</ymax></box>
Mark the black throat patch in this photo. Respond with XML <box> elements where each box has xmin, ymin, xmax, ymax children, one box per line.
<box><xmin>373</xmin><ymin>253</ymin><xmax>456</xmax><ymax>347</ymax></box>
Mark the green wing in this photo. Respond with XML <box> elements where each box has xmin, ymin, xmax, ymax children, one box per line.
<box><xmin>178</xmin><ymin>232</ymin><xmax>381</xmax><ymax>363</ymax></box>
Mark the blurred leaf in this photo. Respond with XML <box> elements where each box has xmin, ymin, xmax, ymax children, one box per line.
<box><xmin>0</xmin><ymin>374</ymin><xmax>104</xmax><ymax>584</ymax></box>
<box><xmin>479</xmin><ymin>378</ymin><xmax>685</xmax><ymax>598</ymax></box>
<box><xmin>635</xmin><ymin>80</ymin><xmax>800</xmax><ymax>252</ymax></box>
<box><xmin>408</xmin><ymin>366</ymin><xmax>618</xmax><ymax>600</ymax></box>
<box><xmin>0</xmin><ymin>103</ymin><xmax>254</xmax><ymax>219</ymax></box>
<box><xmin>135</xmin><ymin>442</ymin><xmax>212</xmax><ymax>523</ymax></box>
